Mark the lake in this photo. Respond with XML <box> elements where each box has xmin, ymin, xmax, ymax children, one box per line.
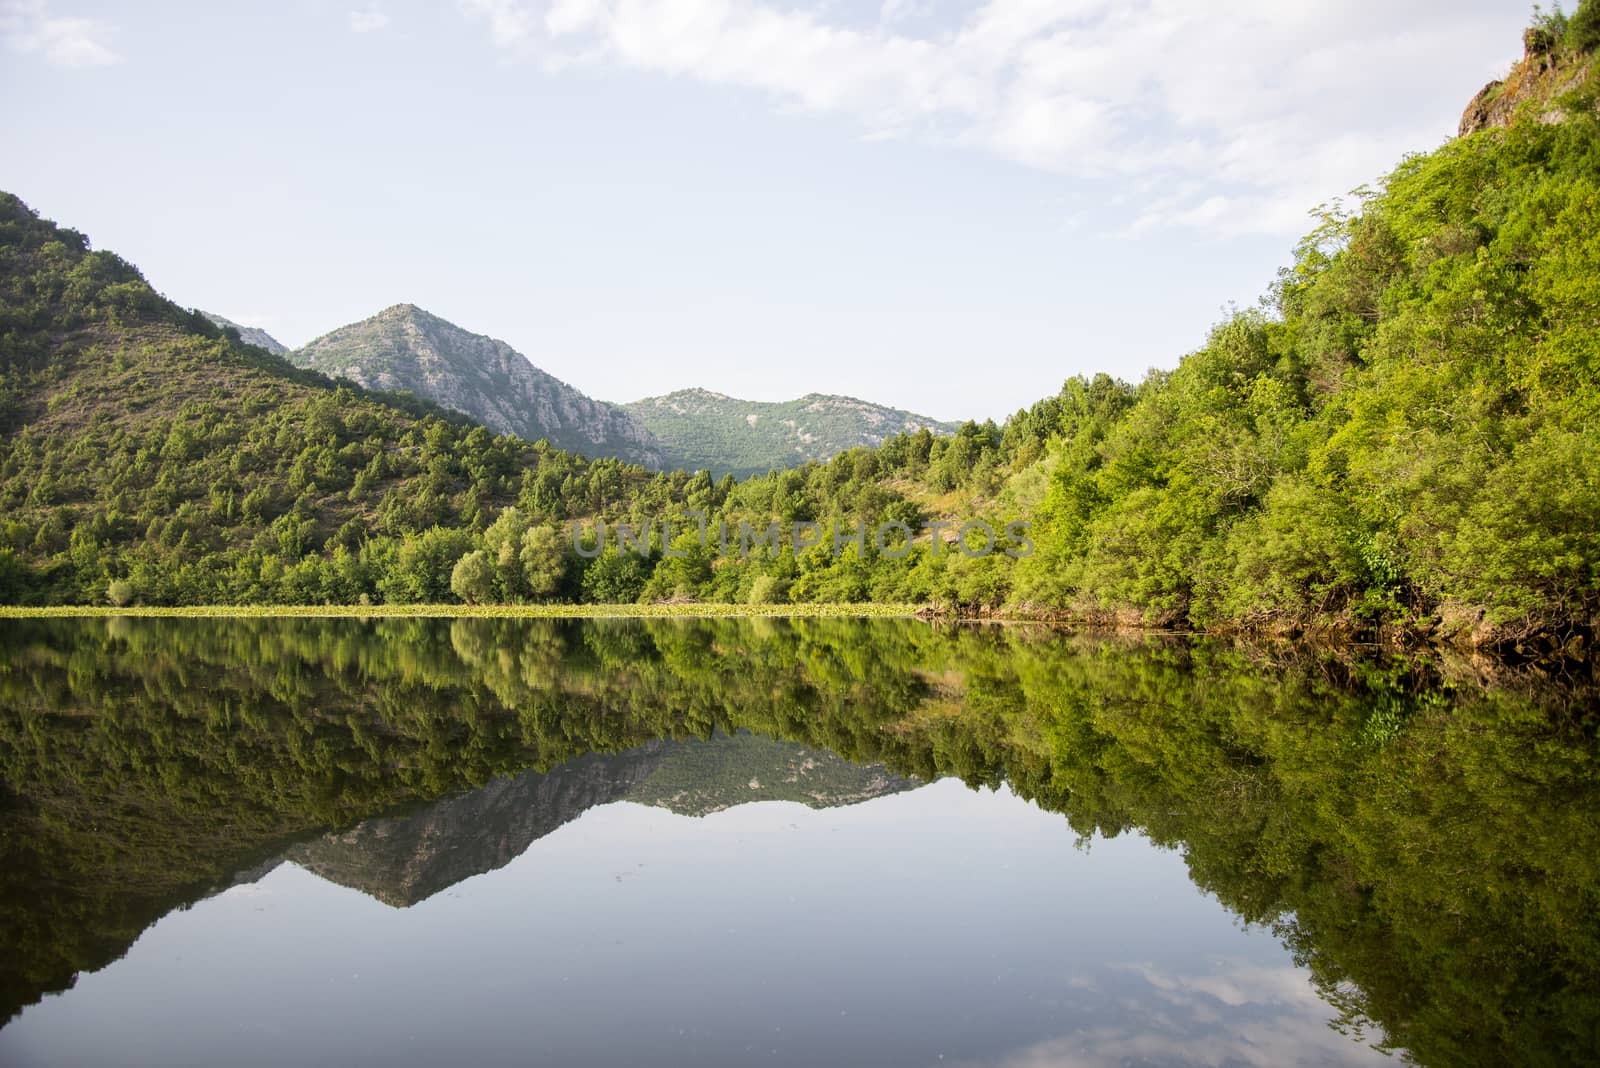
<box><xmin>0</xmin><ymin>617</ymin><xmax>1596</xmax><ymax>1066</ymax></box>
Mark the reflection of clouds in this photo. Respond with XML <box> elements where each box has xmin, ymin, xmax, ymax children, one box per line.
<box><xmin>956</xmin><ymin>959</ymin><xmax>1389</xmax><ymax>1068</ymax></box>
<box><xmin>1130</xmin><ymin>959</ymin><xmax>1325</xmax><ymax>1009</ymax></box>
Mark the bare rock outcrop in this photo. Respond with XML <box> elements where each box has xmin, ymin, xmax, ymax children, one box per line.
<box><xmin>1460</xmin><ymin>27</ymin><xmax>1595</xmax><ymax>136</ymax></box>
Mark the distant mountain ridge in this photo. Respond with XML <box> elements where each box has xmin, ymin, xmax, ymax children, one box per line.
<box><xmin>272</xmin><ymin>304</ymin><xmax>957</xmax><ymax>475</ymax></box>
<box><xmin>624</xmin><ymin>387</ymin><xmax>958</xmax><ymax>478</ymax></box>
<box><xmin>200</xmin><ymin>311</ymin><xmax>289</xmax><ymax>356</ymax></box>
<box><xmin>288</xmin><ymin>303</ymin><xmax>664</xmax><ymax>468</ymax></box>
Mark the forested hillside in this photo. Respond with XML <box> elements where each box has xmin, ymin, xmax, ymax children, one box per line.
<box><xmin>0</xmin><ymin>8</ymin><xmax>1597</xmax><ymax>652</ymax></box>
<box><xmin>0</xmin><ymin>194</ymin><xmax>675</xmax><ymax>606</ymax></box>
<box><xmin>0</xmin><ymin>194</ymin><xmax>1000</xmax><ymax>609</ymax></box>
<box><xmin>1011</xmin><ymin>15</ymin><xmax>1600</xmax><ymax>648</ymax></box>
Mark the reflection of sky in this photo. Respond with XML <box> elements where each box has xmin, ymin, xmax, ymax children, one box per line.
<box><xmin>0</xmin><ymin>780</ymin><xmax>1388</xmax><ymax>1067</ymax></box>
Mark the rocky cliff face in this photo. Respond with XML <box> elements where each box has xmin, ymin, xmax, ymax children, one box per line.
<box><xmin>290</xmin><ymin>304</ymin><xmax>663</xmax><ymax>468</ymax></box>
<box><xmin>1459</xmin><ymin>26</ymin><xmax>1596</xmax><ymax>136</ymax></box>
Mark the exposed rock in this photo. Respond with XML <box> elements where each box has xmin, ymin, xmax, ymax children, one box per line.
<box><xmin>290</xmin><ymin>304</ymin><xmax>663</xmax><ymax>468</ymax></box>
<box><xmin>1459</xmin><ymin>29</ymin><xmax>1595</xmax><ymax>136</ymax></box>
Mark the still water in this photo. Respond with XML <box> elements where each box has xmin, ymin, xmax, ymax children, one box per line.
<box><xmin>0</xmin><ymin>617</ymin><xmax>1596</xmax><ymax>1066</ymax></box>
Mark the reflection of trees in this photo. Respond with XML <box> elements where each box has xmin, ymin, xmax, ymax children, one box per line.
<box><xmin>0</xmin><ymin>617</ymin><xmax>1597</xmax><ymax>1064</ymax></box>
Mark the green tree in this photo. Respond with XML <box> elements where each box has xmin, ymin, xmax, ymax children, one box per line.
<box><xmin>0</xmin><ymin>549</ymin><xmax>29</xmax><ymax>604</ymax></box>
<box><xmin>483</xmin><ymin>506</ymin><xmax>532</xmax><ymax>599</ymax></box>
<box><xmin>450</xmin><ymin>549</ymin><xmax>495</xmax><ymax>604</ymax></box>
<box><xmin>519</xmin><ymin>525</ymin><xmax>566</xmax><ymax>600</ymax></box>
<box><xmin>580</xmin><ymin>550</ymin><xmax>648</xmax><ymax>603</ymax></box>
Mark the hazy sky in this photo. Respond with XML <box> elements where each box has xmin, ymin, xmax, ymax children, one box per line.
<box><xmin>2</xmin><ymin>1</ymin><xmax>1529</xmax><ymax>420</ymax></box>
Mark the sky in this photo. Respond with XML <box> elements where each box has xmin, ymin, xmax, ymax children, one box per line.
<box><xmin>1</xmin><ymin>0</ymin><xmax>1531</xmax><ymax>421</ymax></box>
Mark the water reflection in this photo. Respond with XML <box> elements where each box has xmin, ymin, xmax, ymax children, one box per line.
<box><xmin>0</xmin><ymin>617</ymin><xmax>1596</xmax><ymax>1066</ymax></box>
<box><xmin>283</xmin><ymin>733</ymin><xmax>913</xmax><ymax>907</ymax></box>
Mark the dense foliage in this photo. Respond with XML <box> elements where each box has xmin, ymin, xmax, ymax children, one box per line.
<box><xmin>1014</xmin><ymin>87</ymin><xmax>1600</xmax><ymax>643</ymax></box>
<box><xmin>1009</xmin><ymin>36</ymin><xmax>1600</xmax><ymax>645</ymax></box>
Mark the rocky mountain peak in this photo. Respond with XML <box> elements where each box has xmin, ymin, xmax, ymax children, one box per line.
<box><xmin>289</xmin><ymin>305</ymin><xmax>663</xmax><ymax>468</ymax></box>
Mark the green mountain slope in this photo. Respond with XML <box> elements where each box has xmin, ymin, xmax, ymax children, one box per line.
<box><xmin>0</xmin><ymin>193</ymin><xmax>684</xmax><ymax>606</ymax></box>
<box><xmin>0</xmin><ymin>189</ymin><xmax>963</xmax><ymax>610</ymax></box>
<box><xmin>200</xmin><ymin>311</ymin><xmax>289</xmax><ymax>356</ymax></box>
<box><xmin>624</xmin><ymin>387</ymin><xmax>959</xmax><ymax>478</ymax></box>
<box><xmin>290</xmin><ymin>304</ymin><xmax>663</xmax><ymax>468</ymax></box>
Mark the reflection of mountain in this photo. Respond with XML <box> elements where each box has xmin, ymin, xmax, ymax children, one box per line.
<box><xmin>286</xmin><ymin>732</ymin><xmax>917</xmax><ymax>906</ymax></box>
<box><xmin>628</xmin><ymin>730</ymin><xmax>917</xmax><ymax>816</ymax></box>
<box><xmin>285</xmin><ymin>744</ymin><xmax>668</xmax><ymax>907</ymax></box>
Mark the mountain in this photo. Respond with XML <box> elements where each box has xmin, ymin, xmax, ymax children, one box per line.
<box><xmin>624</xmin><ymin>387</ymin><xmax>959</xmax><ymax>478</ymax></box>
<box><xmin>289</xmin><ymin>304</ymin><xmax>663</xmax><ymax>468</ymax></box>
<box><xmin>199</xmin><ymin>311</ymin><xmax>289</xmax><ymax>356</ymax></box>
<box><xmin>288</xmin><ymin>309</ymin><xmax>954</xmax><ymax>477</ymax></box>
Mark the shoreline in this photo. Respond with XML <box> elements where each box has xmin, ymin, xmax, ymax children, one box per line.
<box><xmin>0</xmin><ymin>604</ymin><xmax>1585</xmax><ymax>661</ymax></box>
<box><xmin>0</xmin><ymin>603</ymin><xmax>929</xmax><ymax>620</ymax></box>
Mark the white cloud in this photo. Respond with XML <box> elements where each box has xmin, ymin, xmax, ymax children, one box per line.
<box><xmin>1</xmin><ymin>0</ymin><xmax>120</xmax><ymax>66</ymax></box>
<box><xmin>461</xmin><ymin>0</ymin><xmax>543</xmax><ymax>48</ymax></box>
<box><xmin>349</xmin><ymin>3</ymin><xmax>391</xmax><ymax>33</ymax></box>
<box><xmin>879</xmin><ymin>0</ymin><xmax>936</xmax><ymax>28</ymax></box>
<box><xmin>458</xmin><ymin>0</ymin><xmax>1524</xmax><ymax>237</ymax></box>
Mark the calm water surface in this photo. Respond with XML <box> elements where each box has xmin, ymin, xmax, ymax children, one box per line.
<box><xmin>0</xmin><ymin>617</ymin><xmax>1596</xmax><ymax>1066</ymax></box>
